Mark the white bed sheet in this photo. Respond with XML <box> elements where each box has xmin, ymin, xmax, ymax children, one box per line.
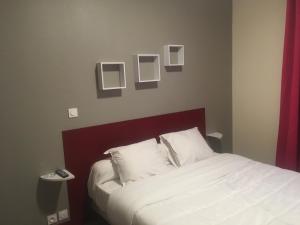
<box><xmin>107</xmin><ymin>153</ymin><xmax>300</xmax><ymax>225</ymax></box>
<box><xmin>90</xmin><ymin>179</ymin><xmax>122</xmax><ymax>215</ymax></box>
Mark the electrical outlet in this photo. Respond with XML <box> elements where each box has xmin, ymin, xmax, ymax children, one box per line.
<box><xmin>47</xmin><ymin>213</ymin><xmax>58</xmax><ymax>225</ymax></box>
<box><xmin>58</xmin><ymin>209</ymin><xmax>69</xmax><ymax>221</ymax></box>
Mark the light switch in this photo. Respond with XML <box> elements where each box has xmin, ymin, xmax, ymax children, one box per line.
<box><xmin>68</xmin><ymin>108</ymin><xmax>78</xmax><ymax>118</ymax></box>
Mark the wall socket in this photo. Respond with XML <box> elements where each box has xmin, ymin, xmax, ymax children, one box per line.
<box><xmin>47</xmin><ymin>213</ymin><xmax>58</xmax><ymax>225</ymax></box>
<box><xmin>47</xmin><ymin>208</ymin><xmax>69</xmax><ymax>225</ymax></box>
<box><xmin>58</xmin><ymin>209</ymin><xmax>69</xmax><ymax>221</ymax></box>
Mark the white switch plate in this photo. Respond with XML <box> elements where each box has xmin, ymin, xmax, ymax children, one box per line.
<box><xmin>47</xmin><ymin>213</ymin><xmax>58</xmax><ymax>225</ymax></box>
<box><xmin>68</xmin><ymin>108</ymin><xmax>78</xmax><ymax>118</ymax></box>
<box><xmin>58</xmin><ymin>208</ymin><xmax>69</xmax><ymax>221</ymax></box>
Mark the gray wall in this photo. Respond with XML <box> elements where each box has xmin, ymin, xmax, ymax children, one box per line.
<box><xmin>232</xmin><ymin>0</ymin><xmax>285</xmax><ymax>165</ymax></box>
<box><xmin>0</xmin><ymin>1</ymin><xmax>232</xmax><ymax>224</ymax></box>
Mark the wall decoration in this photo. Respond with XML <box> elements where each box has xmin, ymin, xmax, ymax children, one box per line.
<box><xmin>136</xmin><ymin>54</ymin><xmax>160</xmax><ymax>82</ymax></box>
<box><xmin>164</xmin><ymin>44</ymin><xmax>184</xmax><ymax>66</ymax></box>
<box><xmin>97</xmin><ymin>62</ymin><xmax>126</xmax><ymax>90</ymax></box>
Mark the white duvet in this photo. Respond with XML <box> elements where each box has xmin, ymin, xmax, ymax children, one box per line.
<box><xmin>107</xmin><ymin>153</ymin><xmax>300</xmax><ymax>225</ymax></box>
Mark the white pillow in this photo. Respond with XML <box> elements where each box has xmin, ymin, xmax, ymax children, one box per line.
<box><xmin>157</xmin><ymin>143</ymin><xmax>172</xmax><ymax>166</ymax></box>
<box><xmin>160</xmin><ymin>127</ymin><xmax>214</xmax><ymax>167</ymax></box>
<box><xmin>107</xmin><ymin>138</ymin><xmax>171</xmax><ymax>185</ymax></box>
<box><xmin>157</xmin><ymin>143</ymin><xmax>175</xmax><ymax>167</ymax></box>
<box><xmin>87</xmin><ymin>159</ymin><xmax>119</xmax><ymax>196</ymax></box>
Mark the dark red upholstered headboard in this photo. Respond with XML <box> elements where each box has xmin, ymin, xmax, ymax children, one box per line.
<box><xmin>62</xmin><ymin>108</ymin><xmax>206</xmax><ymax>225</ymax></box>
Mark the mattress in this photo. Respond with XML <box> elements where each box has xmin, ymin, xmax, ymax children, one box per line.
<box><xmin>107</xmin><ymin>153</ymin><xmax>300</xmax><ymax>225</ymax></box>
<box><xmin>90</xmin><ymin>179</ymin><xmax>122</xmax><ymax>216</ymax></box>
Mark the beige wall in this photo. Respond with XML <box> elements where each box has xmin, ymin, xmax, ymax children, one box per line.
<box><xmin>233</xmin><ymin>0</ymin><xmax>286</xmax><ymax>164</ymax></box>
<box><xmin>0</xmin><ymin>1</ymin><xmax>232</xmax><ymax>224</ymax></box>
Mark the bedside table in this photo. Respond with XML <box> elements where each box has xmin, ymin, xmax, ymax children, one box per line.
<box><xmin>40</xmin><ymin>169</ymin><xmax>75</xmax><ymax>182</ymax></box>
<box><xmin>206</xmin><ymin>132</ymin><xmax>223</xmax><ymax>153</ymax></box>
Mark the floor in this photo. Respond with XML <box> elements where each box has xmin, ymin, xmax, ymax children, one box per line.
<box><xmin>86</xmin><ymin>221</ymin><xmax>109</xmax><ymax>225</ymax></box>
<box><xmin>85</xmin><ymin>213</ymin><xmax>110</xmax><ymax>225</ymax></box>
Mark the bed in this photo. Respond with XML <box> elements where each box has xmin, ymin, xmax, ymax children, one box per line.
<box><xmin>62</xmin><ymin>108</ymin><xmax>300</xmax><ymax>225</ymax></box>
<box><xmin>102</xmin><ymin>153</ymin><xmax>300</xmax><ymax>225</ymax></box>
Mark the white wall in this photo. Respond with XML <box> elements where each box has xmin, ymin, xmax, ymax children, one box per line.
<box><xmin>233</xmin><ymin>0</ymin><xmax>286</xmax><ymax>164</ymax></box>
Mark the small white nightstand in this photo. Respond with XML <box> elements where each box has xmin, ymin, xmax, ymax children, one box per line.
<box><xmin>40</xmin><ymin>169</ymin><xmax>75</xmax><ymax>182</ymax></box>
<box><xmin>207</xmin><ymin>132</ymin><xmax>223</xmax><ymax>140</ymax></box>
<box><xmin>206</xmin><ymin>132</ymin><xmax>223</xmax><ymax>153</ymax></box>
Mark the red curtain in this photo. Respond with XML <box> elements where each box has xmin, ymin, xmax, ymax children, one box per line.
<box><xmin>276</xmin><ymin>0</ymin><xmax>300</xmax><ymax>171</ymax></box>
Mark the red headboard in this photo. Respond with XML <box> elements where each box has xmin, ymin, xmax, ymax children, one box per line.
<box><xmin>62</xmin><ymin>108</ymin><xmax>206</xmax><ymax>225</ymax></box>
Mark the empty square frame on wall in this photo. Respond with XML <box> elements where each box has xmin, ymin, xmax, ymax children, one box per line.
<box><xmin>136</xmin><ymin>54</ymin><xmax>160</xmax><ymax>82</ymax></box>
<box><xmin>164</xmin><ymin>45</ymin><xmax>184</xmax><ymax>66</ymax></box>
<box><xmin>98</xmin><ymin>62</ymin><xmax>126</xmax><ymax>90</ymax></box>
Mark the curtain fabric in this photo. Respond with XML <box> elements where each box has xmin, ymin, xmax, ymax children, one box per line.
<box><xmin>276</xmin><ymin>0</ymin><xmax>300</xmax><ymax>171</ymax></box>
